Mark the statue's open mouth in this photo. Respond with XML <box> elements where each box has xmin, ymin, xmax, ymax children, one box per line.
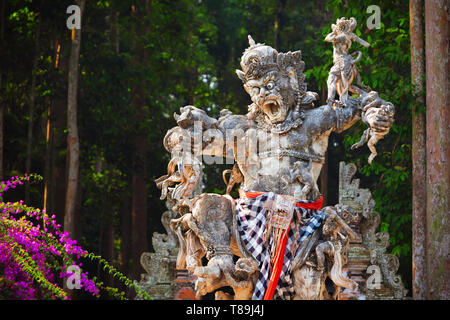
<box><xmin>261</xmin><ymin>99</ymin><xmax>284</xmax><ymax>122</ymax></box>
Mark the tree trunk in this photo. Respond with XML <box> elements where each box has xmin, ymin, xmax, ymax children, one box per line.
<box><xmin>102</xmin><ymin>213</ymin><xmax>115</xmax><ymax>288</ymax></box>
<box><xmin>273</xmin><ymin>0</ymin><xmax>286</xmax><ymax>50</ymax></box>
<box><xmin>424</xmin><ymin>0</ymin><xmax>450</xmax><ymax>300</ymax></box>
<box><xmin>0</xmin><ymin>0</ymin><xmax>4</xmax><ymax>181</ymax></box>
<box><xmin>131</xmin><ymin>136</ymin><xmax>148</xmax><ymax>280</ymax></box>
<box><xmin>25</xmin><ymin>15</ymin><xmax>41</xmax><ymax>203</ymax></box>
<box><xmin>410</xmin><ymin>0</ymin><xmax>427</xmax><ymax>300</ymax></box>
<box><xmin>96</xmin><ymin>160</ymin><xmax>115</xmax><ymax>290</ymax></box>
<box><xmin>64</xmin><ymin>0</ymin><xmax>85</xmax><ymax>239</ymax></box>
<box><xmin>44</xmin><ymin>37</ymin><xmax>62</xmax><ymax>213</ymax></box>
<box><xmin>130</xmin><ymin>2</ymin><xmax>149</xmax><ymax>281</ymax></box>
<box><xmin>52</xmin><ymin>54</ymin><xmax>67</xmax><ymax>226</ymax></box>
<box><xmin>120</xmin><ymin>197</ymin><xmax>132</xmax><ymax>294</ymax></box>
<box><xmin>43</xmin><ymin>98</ymin><xmax>53</xmax><ymax>212</ymax></box>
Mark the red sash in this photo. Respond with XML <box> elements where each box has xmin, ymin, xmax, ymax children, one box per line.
<box><xmin>244</xmin><ymin>191</ymin><xmax>323</xmax><ymax>210</ymax></box>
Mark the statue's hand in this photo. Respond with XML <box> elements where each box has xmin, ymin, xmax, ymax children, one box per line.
<box><xmin>361</xmin><ymin>91</ymin><xmax>394</xmax><ymax>135</ymax></box>
<box><xmin>370</xmin><ymin>112</ymin><xmax>394</xmax><ymax>134</ymax></box>
<box><xmin>174</xmin><ymin>105</ymin><xmax>218</xmax><ymax>130</ymax></box>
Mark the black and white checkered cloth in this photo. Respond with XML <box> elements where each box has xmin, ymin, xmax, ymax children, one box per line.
<box><xmin>236</xmin><ymin>192</ymin><xmax>327</xmax><ymax>300</ymax></box>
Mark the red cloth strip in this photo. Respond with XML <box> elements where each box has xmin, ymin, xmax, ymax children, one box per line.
<box><xmin>243</xmin><ymin>191</ymin><xmax>323</xmax><ymax>300</ymax></box>
<box><xmin>244</xmin><ymin>192</ymin><xmax>323</xmax><ymax>210</ymax></box>
<box><xmin>263</xmin><ymin>222</ymin><xmax>291</xmax><ymax>300</ymax></box>
<box><xmin>244</xmin><ymin>191</ymin><xmax>266</xmax><ymax>198</ymax></box>
<box><xmin>296</xmin><ymin>195</ymin><xmax>323</xmax><ymax>210</ymax></box>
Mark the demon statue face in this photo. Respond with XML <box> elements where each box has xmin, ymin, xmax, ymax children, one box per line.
<box><xmin>236</xmin><ymin>36</ymin><xmax>318</xmax><ymax>125</ymax></box>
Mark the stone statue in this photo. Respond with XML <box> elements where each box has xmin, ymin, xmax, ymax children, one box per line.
<box><xmin>155</xmin><ymin>154</ymin><xmax>202</xmax><ymax>211</ymax></box>
<box><xmin>153</xmin><ymin>18</ymin><xmax>398</xmax><ymax>300</ymax></box>
<box><xmin>222</xmin><ymin>164</ymin><xmax>244</xmax><ymax>195</ymax></box>
<box><xmin>281</xmin><ymin>160</ymin><xmax>320</xmax><ymax>200</ymax></box>
<box><xmin>351</xmin><ymin>91</ymin><xmax>395</xmax><ymax>164</ymax></box>
<box><xmin>325</xmin><ymin>17</ymin><xmax>370</xmax><ymax>106</ymax></box>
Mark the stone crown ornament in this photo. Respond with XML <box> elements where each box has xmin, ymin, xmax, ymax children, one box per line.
<box><xmin>333</xmin><ymin>17</ymin><xmax>357</xmax><ymax>33</ymax></box>
<box><xmin>236</xmin><ymin>35</ymin><xmax>307</xmax><ymax>93</ymax></box>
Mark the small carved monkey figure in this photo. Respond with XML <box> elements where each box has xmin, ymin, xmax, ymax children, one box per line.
<box><xmin>314</xmin><ymin>205</ymin><xmax>360</xmax><ymax>294</ymax></box>
<box><xmin>351</xmin><ymin>92</ymin><xmax>395</xmax><ymax>164</ymax></box>
<box><xmin>222</xmin><ymin>164</ymin><xmax>244</xmax><ymax>195</ymax></box>
<box><xmin>282</xmin><ymin>160</ymin><xmax>320</xmax><ymax>200</ymax></box>
<box><xmin>155</xmin><ymin>156</ymin><xmax>202</xmax><ymax>211</ymax></box>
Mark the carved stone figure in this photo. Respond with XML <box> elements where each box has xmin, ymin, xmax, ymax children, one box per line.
<box><xmin>351</xmin><ymin>91</ymin><xmax>395</xmax><ymax>163</ymax></box>
<box><xmin>137</xmin><ymin>162</ymin><xmax>407</xmax><ymax>300</ymax></box>
<box><xmin>325</xmin><ymin>17</ymin><xmax>370</xmax><ymax>105</ymax></box>
<box><xmin>169</xmin><ymin>193</ymin><xmax>259</xmax><ymax>300</ymax></box>
<box><xmin>134</xmin><ymin>209</ymin><xmax>179</xmax><ymax>300</ymax></box>
<box><xmin>222</xmin><ymin>164</ymin><xmax>244</xmax><ymax>195</ymax></box>
<box><xmin>155</xmin><ymin>155</ymin><xmax>202</xmax><ymax>211</ymax></box>
<box><xmin>152</xmin><ymin>18</ymin><xmax>398</xmax><ymax>300</ymax></box>
<box><xmin>337</xmin><ymin>162</ymin><xmax>407</xmax><ymax>300</ymax></box>
<box><xmin>174</xmin><ymin>105</ymin><xmax>218</xmax><ymax>130</ymax></box>
<box><xmin>281</xmin><ymin>160</ymin><xmax>320</xmax><ymax>200</ymax></box>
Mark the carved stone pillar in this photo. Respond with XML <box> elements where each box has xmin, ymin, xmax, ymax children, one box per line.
<box><xmin>338</xmin><ymin>162</ymin><xmax>407</xmax><ymax>300</ymax></box>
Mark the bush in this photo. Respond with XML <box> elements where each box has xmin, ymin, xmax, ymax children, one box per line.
<box><xmin>0</xmin><ymin>174</ymin><xmax>150</xmax><ymax>300</ymax></box>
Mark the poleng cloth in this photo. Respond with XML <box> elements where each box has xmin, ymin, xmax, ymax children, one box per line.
<box><xmin>235</xmin><ymin>191</ymin><xmax>326</xmax><ymax>300</ymax></box>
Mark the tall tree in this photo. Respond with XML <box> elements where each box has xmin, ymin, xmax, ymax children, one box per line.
<box><xmin>43</xmin><ymin>34</ymin><xmax>62</xmax><ymax>213</ymax></box>
<box><xmin>25</xmin><ymin>11</ymin><xmax>41</xmax><ymax>203</ymax></box>
<box><xmin>273</xmin><ymin>0</ymin><xmax>286</xmax><ymax>50</ymax></box>
<box><xmin>424</xmin><ymin>0</ymin><xmax>449</xmax><ymax>300</ymax></box>
<box><xmin>409</xmin><ymin>0</ymin><xmax>426</xmax><ymax>300</ymax></box>
<box><xmin>0</xmin><ymin>0</ymin><xmax>5</xmax><ymax>181</ymax></box>
<box><xmin>130</xmin><ymin>1</ymin><xmax>149</xmax><ymax>281</ymax></box>
<box><xmin>51</xmin><ymin>38</ymin><xmax>68</xmax><ymax>227</ymax></box>
<box><xmin>65</xmin><ymin>0</ymin><xmax>85</xmax><ymax>239</ymax></box>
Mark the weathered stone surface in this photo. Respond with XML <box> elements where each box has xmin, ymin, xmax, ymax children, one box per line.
<box><xmin>134</xmin><ymin>210</ymin><xmax>179</xmax><ymax>300</ymax></box>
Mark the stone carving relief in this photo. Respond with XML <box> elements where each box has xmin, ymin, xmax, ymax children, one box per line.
<box><xmin>338</xmin><ymin>162</ymin><xmax>407</xmax><ymax>300</ymax></box>
<box><xmin>135</xmin><ymin>209</ymin><xmax>179</xmax><ymax>300</ymax></box>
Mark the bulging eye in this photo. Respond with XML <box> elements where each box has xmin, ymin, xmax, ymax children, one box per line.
<box><xmin>266</xmin><ymin>82</ymin><xmax>274</xmax><ymax>90</ymax></box>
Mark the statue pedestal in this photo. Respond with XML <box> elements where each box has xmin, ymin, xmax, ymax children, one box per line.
<box><xmin>173</xmin><ymin>269</ymin><xmax>198</xmax><ymax>300</ymax></box>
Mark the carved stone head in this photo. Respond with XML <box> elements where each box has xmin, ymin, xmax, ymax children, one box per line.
<box><xmin>236</xmin><ymin>35</ymin><xmax>310</xmax><ymax>124</ymax></box>
<box><xmin>332</xmin><ymin>17</ymin><xmax>357</xmax><ymax>34</ymax></box>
